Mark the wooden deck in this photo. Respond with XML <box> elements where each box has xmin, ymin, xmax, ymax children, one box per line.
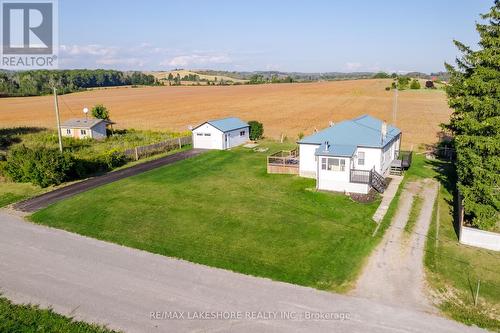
<box><xmin>390</xmin><ymin>151</ymin><xmax>413</xmax><ymax>175</ymax></box>
<box><xmin>267</xmin><ymin>148</ymin><xmax>299</xmax><ymax>175</ymax></box>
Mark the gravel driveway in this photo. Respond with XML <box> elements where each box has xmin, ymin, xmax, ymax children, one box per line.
<box><xmin>353</xmin><ymin>179</ymin><xmax>439</xmax><ymax>312</ymax></box>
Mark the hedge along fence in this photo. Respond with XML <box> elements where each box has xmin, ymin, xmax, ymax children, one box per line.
<box><xmin>124</xmin><ymin>136</ymin><xmax>192</xmax><ymax>161</ymax></box>
<box><xmin>457</xmin><ymin>191</ymin><xmax>500</xmax><ymax>251</ymax></box>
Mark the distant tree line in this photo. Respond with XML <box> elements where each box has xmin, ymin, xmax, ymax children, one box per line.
<box><xmin>0</xmin><ymin>69</ymin><xmax>159</xmax><ymax>97</ymax></box>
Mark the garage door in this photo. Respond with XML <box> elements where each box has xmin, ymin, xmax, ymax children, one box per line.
<box><xmin>194</xmin><ymin>133</ymin><xmax>213</xmax><ymax>149</ymax></box>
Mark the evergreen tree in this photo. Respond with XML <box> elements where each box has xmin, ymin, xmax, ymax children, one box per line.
<box><xmin>444</xmin><ymin>1</ymin><xmax>500</xmax><ymax>229</ymax></box>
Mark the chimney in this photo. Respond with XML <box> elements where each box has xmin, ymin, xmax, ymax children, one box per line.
<box><xmin>381</xmin><ymin>121</ymin><xmax>387</xmax><ymax>141</ymax></box>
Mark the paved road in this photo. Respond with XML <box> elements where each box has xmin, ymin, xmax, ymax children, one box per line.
<box><xmin>0</xmin><ymin>211</ymin><xmax>483</xmax><ymax>332</ymax></box>
<box><xmin>13</xmin><ymin>149</ymin><xmax>206</xmax><ymax>212</ymax></box>
<box><xmin>354</xmin><ymin>180</ymin><xmax>438</xmax><ymax>311</ymax></box>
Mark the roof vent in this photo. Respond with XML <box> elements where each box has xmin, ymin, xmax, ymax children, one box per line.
<box><xmin>329</xmin><ymin>121</ymin><xmax>335</xmax><ymax>127</ymax></box>
<box><xmin>324</xmin><ymin>141</ymin><xmax>330</xmax><ymax>152</ymax></box>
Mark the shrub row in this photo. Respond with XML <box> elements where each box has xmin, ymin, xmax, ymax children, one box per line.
<box><xmin>1</xmin><ymin>146</ymin><xmax>127</xmax><ymax>187</ymax></box>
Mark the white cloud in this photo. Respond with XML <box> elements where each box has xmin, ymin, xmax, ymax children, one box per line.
<box><xmin>96</xmin><ymin>57</ymin><xmax>145</xmax><ymax>67</ymax></box>
<box><xmin>58</xmin><ymin>43</ymin><xmax>235</xmax><ymax>70</ymax></box>
<box><xmin>162</xmin><ymin>54</ymin><xmax>231</xmax><ymax>67</ymax></box>
<box><xmin>345</xmin><ymin>62</ymin><xmax>363</xmax><ymax>71</ymax></box>
<box><xmin>60</xmin><ymin>44</ymin><xmax>117</xmax><ymax>57</ymax></box>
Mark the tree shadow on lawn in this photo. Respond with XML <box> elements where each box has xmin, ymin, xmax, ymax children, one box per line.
<box><xmin>0</xmin><ymin>127</ymin><xmax>46</xmax><ymax>150</ymax></box>
<box><xmin>421</xmin><ymin>157</ymin><xmax>461</xmax><ymax>240</ymax></box>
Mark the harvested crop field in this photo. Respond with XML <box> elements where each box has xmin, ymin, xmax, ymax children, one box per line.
<box><xmin>0</xmin><ymin>79</ymin><xmax>450</xmax><ymax>148</ymax></box>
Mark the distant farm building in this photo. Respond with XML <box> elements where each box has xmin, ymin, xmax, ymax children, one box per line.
<box><xmin>61</xmin><ymin>118</ymin><xmax>110</xmax><ymax>140</ymax></box>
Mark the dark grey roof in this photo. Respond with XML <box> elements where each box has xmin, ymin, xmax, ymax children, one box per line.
<box><xmin>61</xmin><ymin>118</ymin><xmax>107</xmax><ymax>129</ymax></box>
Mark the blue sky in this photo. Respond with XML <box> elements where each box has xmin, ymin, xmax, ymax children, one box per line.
<box><xmin>59</xmin><ymin>0</ymin><xmax>492</xmax><ymax>73</ymax></box>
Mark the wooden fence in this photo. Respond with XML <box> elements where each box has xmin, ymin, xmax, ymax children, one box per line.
<box><xmin>267</xmin><ymin>148</ymin><xmax>300</xmax><ymax>174</ymax></box>
<box><xmin>124</xmin><ymin>136</ymin><xmax>192</xmax><ymax>161</ymax></box>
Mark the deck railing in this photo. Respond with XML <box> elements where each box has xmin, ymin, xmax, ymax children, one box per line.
<box><xmin>395</xmin><ymin>150</ymin><xmax>413</xmax><ymax>168</ymax></box>
<box><xmin>267</xmin><ymin>148</ymin><xmax>300</xmax><ymax>174</ymax></box>
<box><xmin>350</xmin><ymin>169</ymin><xmax>372</xmax><ymax>184</ymax></box>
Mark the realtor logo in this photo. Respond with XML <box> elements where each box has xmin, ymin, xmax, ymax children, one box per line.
<box><xmin>1</xmin><ymin>0</ymin><xmax>58</xmax><ymax>68</ymax></box>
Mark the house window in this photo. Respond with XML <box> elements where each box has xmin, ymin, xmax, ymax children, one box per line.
<box><xmin>80</xmin><ymin>129</ymin><xmax>87</xmax><ymax>135</ymax></box>
<box><xmin>204</xmin><ymin>133</ymin><xmax>211</xmax><ymax>136</ymax></box>
<box><xmin>321</xmin><ymin>158</ymin><xmax>345</xmax><ymax>171</ymax></box>
<box><xmin>196</xmin><ymin>133</ymin><xmax>203</xmax><ymax>136</ymax></box>
<box><xmin>358</xmin><ymin>152</ymin><xmax>365</xmax><ymax>165</ymax></box>
<box><xmin>66</xmin><ymin>129</ymin><xmax>71</xmax><ymax>135</ymax></box>
<box><xmin>240</xmin><ymin>130</ymin><xmax>245</xmax><ymax>136</ymax></box>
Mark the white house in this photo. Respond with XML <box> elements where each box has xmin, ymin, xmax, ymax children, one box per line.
<box><xmin>192</xmin><ymin>117</ymin><xmax>250</xmax><ymax>150</ymax></box>
<box><xmin>297</xmin><ymin>115</ymin><xmax>402</xmax><ymax>194</ymax></box>
<box><xmin>60</xmin><ymin>118</ymin><xmax>109</xmax><ymax>140</ymax></box>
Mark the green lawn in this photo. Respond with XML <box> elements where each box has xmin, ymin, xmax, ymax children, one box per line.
<box><xmin>0</xmin><ymin>296</ymin><xmax>117</xmax><ymax>333</ymax></box>
<box><xmin>407</xmin><ymin>154</ymin><xmax>500</xmax><ymax>331</ymax></box>
<box><xmin>32</xmin><ymin>142</ymin><xmax>390</xmax><ymax>292</ymax></box>
<box><xmin>0</xmin><ymin>180</ymin><xmax>44</xmax><ymax>207</ymax></box>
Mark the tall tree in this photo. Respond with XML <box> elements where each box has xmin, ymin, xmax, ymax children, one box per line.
<box><xmin>444</xmin><ymin>1</ymin><xmax>500</xmax><ymax>229</ymax></box>
<box><xmin>91</xmin><ymin>104</ymin><xmax>110</xmax><ymax>120</ymax></box>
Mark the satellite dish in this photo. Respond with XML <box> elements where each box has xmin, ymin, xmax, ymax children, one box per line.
<box><xmin>83</xmin><ymin>107</ymin><xmax>89</xmax><ymax>114</ymax></box>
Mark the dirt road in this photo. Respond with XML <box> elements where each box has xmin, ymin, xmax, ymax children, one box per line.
<box><xmin>353</xmin><ymin>179</ymin><xmax>439</xmax><ymax>312</ymax></box>
<box><xmin>0</xmin><ymin>209</ymin><xmax>482</xmax><ymax>333</ymax></box>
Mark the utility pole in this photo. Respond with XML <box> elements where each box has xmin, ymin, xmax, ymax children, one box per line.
<box><xmin>392</xmin><ymin>87</ymin><xmax>398</xmax><ymax>125</ymax></box>
<box><xmin>53</xmin><ymin>87</ymin><xmax>63</xmax><ymax>153</ymax></box>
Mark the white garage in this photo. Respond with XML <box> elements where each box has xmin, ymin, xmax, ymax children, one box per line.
<box><xmin>192</xmin><ymin>117</ymin><xmax>250</xmax><ymax>150</ymax></box>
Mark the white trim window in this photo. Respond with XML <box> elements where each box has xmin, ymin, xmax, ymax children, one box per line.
<box><xmin>66</xmin><ymin>129</ymin><xmax>71</xmax><ymax>135</ymax></box>
<box><xmin>240</xmin><ymin>130</ymin><xmax>245</xmax><ymax>136</ymax></box>
<box><xmin>358</xmin><ymin>151</ymin><xmax>365</xmax><ymax>166</ymax></box>
<box><xmin>321</xmin><ymin>157</ymin><xmax>346</xmax><ymax>171</ymax></box>
<box><xmin>80</xmin><ymin>129</ymin><xmax>87</xmax><ymax>135</ymax></box>
<box><xmin>196</xmin><ymin>133</ymin><xmax>203</xmax><ymax>136</ymax></box>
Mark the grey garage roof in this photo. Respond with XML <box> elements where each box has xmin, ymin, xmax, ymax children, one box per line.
<box><xmin>61</xmin><ymin>118</ymin><xmax>107</xmax><ymax>129</ymax></box>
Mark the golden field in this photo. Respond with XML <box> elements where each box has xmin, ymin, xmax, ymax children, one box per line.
<box><xmin>0</xmin><ymin>79</ymin><xmax>451</xmax><ymax>149</ymax></box>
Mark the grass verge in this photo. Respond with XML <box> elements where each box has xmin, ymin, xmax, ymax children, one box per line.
<box><xmin>404</xmin><ymin>194</ymin><xmax>423</xmax><ymax>234</ymax></box>
<box><xmin>406</xmin><ymin>154</ymin><xmax>500</xmax><ymax>331</ymax></box>
<box><xmin>0</xmin><ymin>181</ymin><xmax>45</xmax><ymax>207</ymax></box>
<box><xmin>0</xmin><ymin>296</ymin><xmax>118</xmax><ymax>333</ymax></box>
<box><xmin>31</xmin><ymin>141</ymin><xmax>388</xmax><ymax>292</ymax></box>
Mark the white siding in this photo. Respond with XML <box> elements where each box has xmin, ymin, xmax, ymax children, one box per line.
<box><xmin>353</xmin><ymin>147</ymin><xmax>382</xmax><ymax>172</ymax></box>
<box><xmin>61</xmin><ymin>127</ymin><xmax>72</xmax><ymax>138</ymax></box>
<box><xmin>380</xmin><ymin>135</ymin><xmax>401</xmax><ymax>175</ymax></box>
<box><xmin>316</xmin><ymin>155</ymin><xmax>370</xmax><ymax>194</ymax></box>
<box><xmin>192</xmin><ymin>123</ymin><xmax>249</xmax><ymax>150</ymax></box>
<box><xmin>193</xmin><ymin>124</ymin><xmax>223</xmax><ymax>149</ymax></box>
<box><xmin>299</xmin><ymin>143</ymin><xmax>320</xmax><ymax>178</ymax></box>
<box><xmin>223</xmin><ymin>127</ymin><xmax>249</xmax><ymax>149</ymax></box>
<box><xmin>460</xmin><ymin>225</ymin><xmax>500</xmax><ymax>251</ymax></box>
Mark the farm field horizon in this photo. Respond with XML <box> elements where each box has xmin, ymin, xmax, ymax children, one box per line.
<box><xmin>0</xmin><ymin>79</ymin><xmax>450</xmax><ymax>149</ymax></box>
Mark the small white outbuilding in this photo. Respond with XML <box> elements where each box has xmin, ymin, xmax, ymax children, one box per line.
<box><xmin>192</xmin><ymin>117</ymin><xmax>250</xmax><ymax>150</ymax></box>
<box><xmin>60</xmin><ymin>118</ymin><xmax>110</xmax><ymax>140</ymax></box>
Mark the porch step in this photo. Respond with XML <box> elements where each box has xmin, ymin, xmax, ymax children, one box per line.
<box><xmin>390</xmin><ymin>165</ymin><xmax>403</xmax><ymax>176</ymax></box>
<box><xmin>371</xmin><ymin>169</ymin><xmax>387</xmax><ymax>193</ymax></box>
